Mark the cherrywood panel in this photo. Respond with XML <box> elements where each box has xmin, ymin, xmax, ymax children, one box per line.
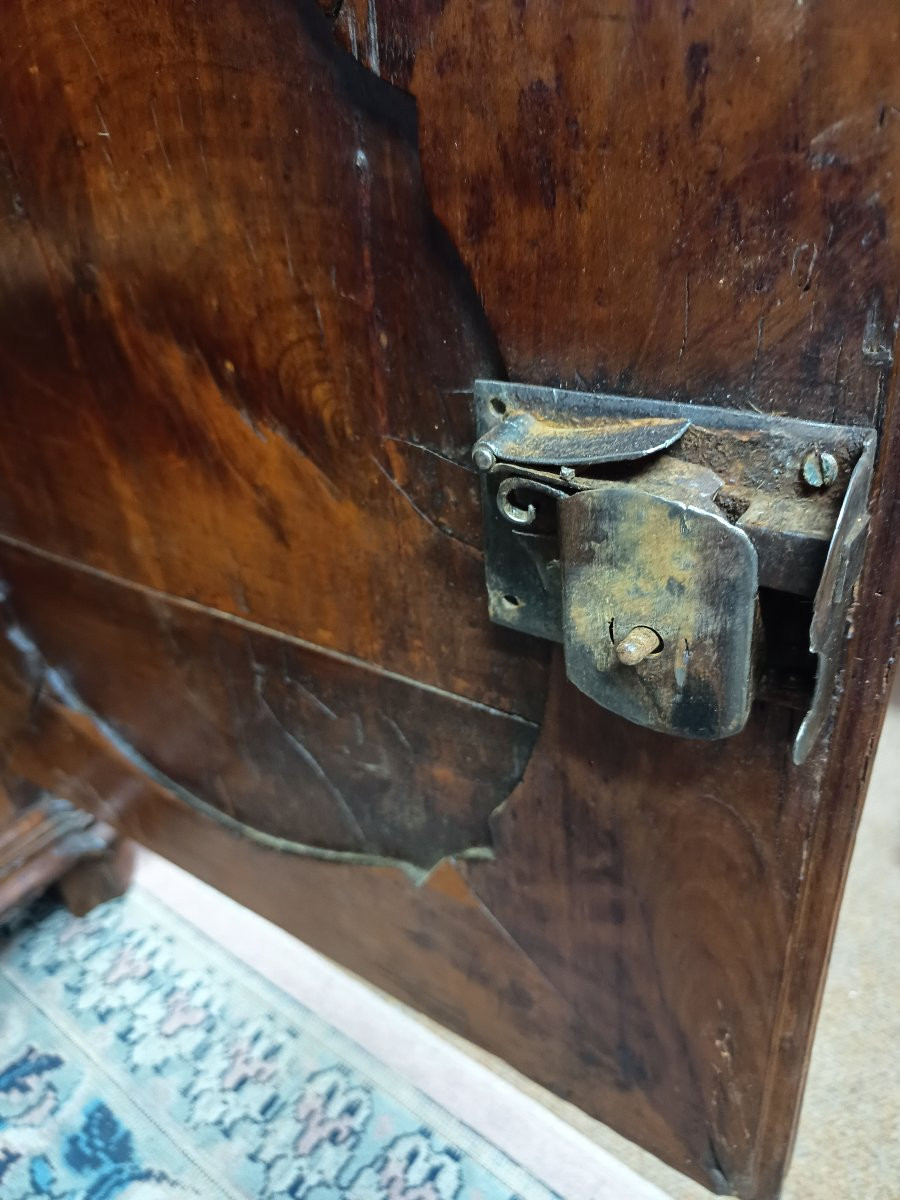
<box><xmin>0</xmin><ymin>2</ymin><xmax>898</xmax><ymax>1199</ymax></box>
<box><xmin>0</xmin><ymin>0</ymin><xmax>546</xmax><ymax>717</ymax></box>
<box><xmin>0</xmin><ymin>543</ymin><xmax>536</xmax><ymax>871</ymax></box>
<box><xmin>0</xmin><ymin>599</ymin><xmax>751</xmax><ymax>1185</ymax></box>
<box><xmin>330</xmin><ymin>0</ymin><xmax>900</xmax><ymax>423</ymax></box>
<box><xmin>1</xmin><ymin>510</ymin><xmax>897</xmax><ymax>1199</ymax></box>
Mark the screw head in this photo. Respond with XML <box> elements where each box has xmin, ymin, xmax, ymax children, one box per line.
<box><xmin>472</xmin><ymin>444</ymin><xmax>496</xmax><ymax>472</ymax></box>
<box><xmin>801</xmin><ymin>449</ymin><xmax>838</xmax><ymax>489</ymax></box>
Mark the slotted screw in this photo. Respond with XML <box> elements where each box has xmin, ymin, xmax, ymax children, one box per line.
<box><xmin>801</xmin><ymin>449</ymin><xmax>838</xmax><ymax>489</ymax></box>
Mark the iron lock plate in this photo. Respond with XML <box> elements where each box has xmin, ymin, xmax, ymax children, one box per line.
<box><xmin>472</xmin><ymin>380</ymin><xmax>876</xmax><ymax>758</ymax></box>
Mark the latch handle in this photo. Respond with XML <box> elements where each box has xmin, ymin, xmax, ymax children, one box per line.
<box><xmin>474</xmin><ymin>410</ymin><xmax>691</xmax><ymax>468</ymax></box>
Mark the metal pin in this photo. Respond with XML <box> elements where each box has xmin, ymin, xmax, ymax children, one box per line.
<box><xmin>615</xmin><ymin>626</ymin><xmax>663</xmax><ymax>666</ymax></box>
<box><xmin>472</xmin><ymin>444</ymin><xmax>496</xmax><ymax>471</ymax></box>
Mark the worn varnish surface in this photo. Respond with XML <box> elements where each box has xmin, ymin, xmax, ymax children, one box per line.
<box><xmin>0</xmin><ymin>546</ymin><xmax>534</xmax><ymax>870</ymax></box>
<box><xmin>0</xmin><ymin>0</ymin><xmax>544</xmax><ymax>715</ymax></box>
<box><xmin>330</xmin><ymin>0</ymin><xmax>899</xmax><ymax>419</ymax></box>
<box><xmin>0</xmin><ymin>2</ymin><xmax>898</xmax><ymax>1198</ymax></box>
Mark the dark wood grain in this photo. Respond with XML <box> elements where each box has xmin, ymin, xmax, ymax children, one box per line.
<box><xmin>329</xmin><ymin>0</ymin><xmax>900</xmax><ymax>423</ymax></box>
<box><xmin>0</xmin><ymin>543</ymin><xmax>536</xmax><ymax>871</ymax></box>
<box><xmin>0</xmin><ymin>0</ymin><xmax>545</xmax><ymax>716</ymax></box>
<box><xmin>0</xmin><ymin>2</ymin><xmax>898</xmax><ymax>1198</ymax></box>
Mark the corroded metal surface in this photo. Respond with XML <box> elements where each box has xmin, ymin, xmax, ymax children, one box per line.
<box><xmin>794</xmin><ymin>434</ymin><xmax>877</xmax><ymax>763</ymax></box>
<box><xmin>473</xmin><ymin>380</ymin><xmax>876</xmax><ymax>751</ymax></box>
<box><xmin>475</xmin><ymin>408</ymin><xmax>691</xmax><ymax>466</ymax></box>
<box><xmin>560</xmin><ymin>486</ymin><xmax>759</xmax><ymax>740</ymax></box>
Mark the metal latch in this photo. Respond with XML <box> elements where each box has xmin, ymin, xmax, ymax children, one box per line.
<box><xmin>472</xmin><ymin>381</ymin><xmax>875</xmax><ymax>761</ymax></box>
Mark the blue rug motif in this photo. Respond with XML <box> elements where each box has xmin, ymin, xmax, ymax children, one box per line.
<box><xmin>0</xmin><ymin>890</ymin><xmax>559</xmax><ymax>1200</ymax></box>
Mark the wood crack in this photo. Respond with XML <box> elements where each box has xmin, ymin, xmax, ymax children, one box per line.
<box><xmin>370</xmin><ymin>455</ymin><xmax>482</xmax><ymax>556</ymax></box>
<box><xmin>0</xmin><ymin>532</ymin><xmax>537</xmax><ymax>728</ymax></box>
<box><xmin>1</xmin><ymin>616</ymin><xmax>440</xmax><ymax>884</ymax></box>
<box><xmin>252</xmin><ymin>669</ymin><xmax>368</xmax><ymax>845</ymax></box>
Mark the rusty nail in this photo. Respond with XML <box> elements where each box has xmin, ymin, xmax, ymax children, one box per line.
<box><xmin>801</xmin><ymin>449</ymin><xmax>838</xmax><ymax>489</ymax></box>
<box><xmin>615</xmin><ymin>626</ymin><xmax>664</xmax><ymax>666</ymax></box>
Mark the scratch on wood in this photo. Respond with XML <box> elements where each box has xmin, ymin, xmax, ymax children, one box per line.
<box><xmin>370</xmin><ymin>455</ymin><xmax>480</xmax><ymax>556</ymax></box>
<box><xmin>282</xmin><ymin>220</ymin><xmax>295</xmax><ymax>279</ymax></box>
<box><xmin>212</xmin><ymin>776</ymin><xmax>238</xmax><ymax>820</ymax></box>
<box><xmin>73</xmin><ymin>20</ymin><xmax>100</xmax><ymax>74</ymax></box>
<box><xmin>0</xmin><ymin>530</ymin><xmax>537</xmax><ymax>727</ymax></box>
<box><xmin>790</xmin><ymin>242</ymin><xmax>818</xmax><ymax>292</ymax></box>
<box><xmin>198</xmin><ymin>137</ymin><xmax>210</xmax><ymax>180</ymax></box>
<box><xmin>697</xmin><ymin>791</ymin><xmax>767</xmax><ymax>876</ymax></box>
<box><xmin>366</xmin><ymin>0</ymin><xmax>381</xmax><ymax>74</ymax></box>
<box><xmin>1</xmin><ymin>617</ymin><xmax>429</xmax><ymax>881</ymax></box>
<box><xmin>679</xmin><ymin>273</ymin><xmax>690</xmax><ymax>361</ymax></box>
<box><xmin>150</xmin><ymin>99</ymin><xmax>172</xmax><ymax>173</ymax></box>
<box><xmin>862</xmin><ymin>293</ymin><xmax>894</xmax><ymax>365</ymax></box>
<box><xmin>454</xmin><ymin>872</ymin><xmax>586</xmax><ymax>1018</ymax></box>
<box><xmin>95</xmin><ymin>104</ymin><xmax>111</xmax><ymax>140</ymax></box>
<box><xmin>92</xmin><ymin>104</ymin><xmax>118</xmax><ymax>178</ymax></box>
<box><xmin>383</xmin><ymin>435</ymin><xmax>468</xmax><ymax>470</ymax></box>
<box><xmin>751</xmin><ymin>315</ymin><xmax>764</xmax><ymax>389</ymax></box>
<box><xmin>379</xmin><ymin>711</ymin><xmax>413</xmax><ymax>754</ymax></box>
<box><xmin>253</xmin><ymin>672</ymin><xmax>367</xmax><ymax>843</ymax></box>
<box><xmin>287</xmin><ymin>675</ymin><xmax>339</xmax><ymax>721</ymax></box>
<box><xmin>243</xmin><ymin>228</ymin><xmax>261</xmax><ymax>272</ymax></box>
<box><xmin>829</xmin><ymin>333</ymin><xmax>846</xmax><ymax>423</ymax></box>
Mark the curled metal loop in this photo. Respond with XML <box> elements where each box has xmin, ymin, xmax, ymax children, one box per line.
<box><xmin>496</xmin><ymin>476</ymin><xmax>567</xmax><ymax>527</ymax></box>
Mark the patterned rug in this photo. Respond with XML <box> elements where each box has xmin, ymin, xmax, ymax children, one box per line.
<box><xmin>0</xmin><ymin>887</ymin><xmax>559</xmax><ymax>1200</ymax></box>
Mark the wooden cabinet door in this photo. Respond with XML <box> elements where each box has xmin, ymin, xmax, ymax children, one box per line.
<box><xmin>0</xmin><ymin>2</ymin><xmax>897</xmax><ymax>1196</ymax></box>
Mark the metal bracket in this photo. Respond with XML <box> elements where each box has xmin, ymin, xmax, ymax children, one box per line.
<box><xmin>473</xmin><ymin>381</ymin><xmax>876</xmax><ymax>757</ymax></box>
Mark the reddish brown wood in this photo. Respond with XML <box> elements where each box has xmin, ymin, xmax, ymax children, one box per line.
<box><xmin>0</xmin><ymin>0</ymin><xmax>545</xmax><ymax>716</ymax></box>
<box><xmin>0</xmin><ymin>783</ymin><xmax>13</xmax><ymax>828</ymax></box>
<box><xmin>0</xmin><ymin>2</ymin><xmax>897</xmax><ymax>1198</ymax></box>
<box><xmin>329</xmin><ymin>0</ymin><xmax>900</xmax><ymax>424</ymax></box>
<box><xmin>0</xmin><ymin>796</ymin><xmax>117</xmax><ymax>916</ymax></box>
<box><xmin>57</xmin><ymin>837</ymin><xmax>135</xmax><ymax>917</ymax></box>
<box><xmin>0</xmin><ymin>544</ymin><xmax>535</xmax><ymax>870</ymax></box>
